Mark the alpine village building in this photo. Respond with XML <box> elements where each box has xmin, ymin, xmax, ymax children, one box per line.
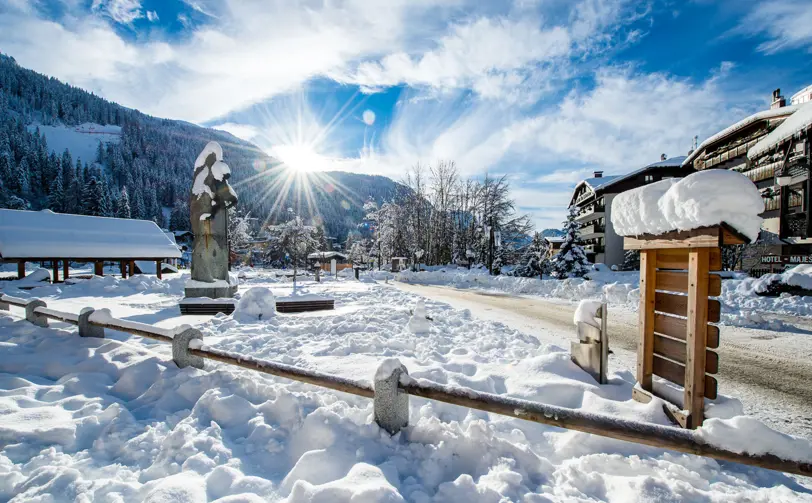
<box><xmin>683</xmin><ymin>85</ymin><xmax>812</xmax><ymax>273</ymax></box>
<box><xmin>569</xmin><ymin>156</ymin><xmax>690</xmax><ymax>268</ymax></box>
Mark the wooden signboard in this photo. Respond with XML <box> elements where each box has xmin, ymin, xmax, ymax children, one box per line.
<box><xmin>626</xmin><ymin>224</ymin><xmax>747</xmax><ymax>429</ymax></box>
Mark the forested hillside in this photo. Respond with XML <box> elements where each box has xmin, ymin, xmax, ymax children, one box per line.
<box><xmin>0</xmin><ymin>53</ymin><xmax>401</xmax><ymax>240</ymax></box>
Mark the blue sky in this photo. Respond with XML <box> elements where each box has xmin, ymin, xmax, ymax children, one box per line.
<box><xmin>1</xmin><ymin>0</ymin><xmax>811</xmax><ymax>230</ymax></box>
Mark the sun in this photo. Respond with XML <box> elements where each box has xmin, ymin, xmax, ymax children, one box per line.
<box><xmin>272</xmin><ymin>144</ymin><xmax>332</xmax><ymax>173</ymax></box>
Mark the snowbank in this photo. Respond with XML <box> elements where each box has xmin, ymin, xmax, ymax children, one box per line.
<box><xmin>0</xmin><ymin>272</ymin><xmax>810</xmax><ymax>500</ymax></box>
<box><xmin>611</xmin><ymin>170</ymin><xmax>764</xmax><ymax>242</ymax></box>
<box><xmin>573</xmin><ymin>299</ymin><xmax>603</xmax><ymax>328</ymax></box>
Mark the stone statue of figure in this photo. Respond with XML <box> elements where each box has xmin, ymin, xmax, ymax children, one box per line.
<box><xmin>185</xmin><ymin>141</ymin><xmax>239</xmax><ymax>298</ymax></box>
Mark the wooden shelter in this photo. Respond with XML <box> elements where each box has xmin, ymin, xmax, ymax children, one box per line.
<box><xmin>624</xmin><ymin>223</ymin><xmax>748</xmax><ymax>429</ymax></box>
<box><xmin>0</xmin><ymin>209</ymin><xmax>181</xmax><ymax>282</ymax></box>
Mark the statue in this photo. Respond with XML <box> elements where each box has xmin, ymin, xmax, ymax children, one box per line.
<box><xmin>184</xmin><ymin>141</ymin><xmax>239</xmax><ymax>299</ymax></box>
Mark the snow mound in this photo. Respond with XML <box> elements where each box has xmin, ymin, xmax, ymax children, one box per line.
<box><xmin>286</xmin><ymin>463</ymin><xmax>403</xmax><ymax>502</ymax></box>
<box><xmin>698</xmin><ymin>416</ymin><xmax>812</xmax><ymax>463</ymax></box>
<box><xmin>234</xmin><ymin>287</ymin><xmax>276</xmax><ymax>321</ymax></box>
<box><xmin>573</xmin><ymin>299</ymin><xmax>603</xmax><ymax>328</ymax></box>
<box><xmin>611</xmin><ymin>170</ymin><xmax>763</xmax><ymax>242</ymax></box>
<box><xmin>407</xmin><ymin>299</ymin><xmax>430</xmax><ymax>334</ymax></box>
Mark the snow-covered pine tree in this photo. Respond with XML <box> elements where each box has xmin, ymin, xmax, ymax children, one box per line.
<box><xmin>513</xmin><ymin>232</ymin><xmax>549</xmax><ymax>278</ymax></box>
<box><xmin>550</xmin><ymin>206</ymin><xmax>591</xmax><ymax>279</ymax></box>
<box><xmin>492</xmin><ymin>245</ymin><xmax>505</xmax><ymax>275</ymax></box>
<box><xmin>47</xmin><ymin>164</ymin><xmax>64</xmax><ymax>212</ymax></box>
<box><xmin>622</xmin><ymin>249</ymin><xmax>640</xmax><ymax>271</ymax></box>
<box><xmin>132</xmin><ymin>189</ymin><xmax>145</xmax><ymax>220</ymax></box>
<box><xmin>116</xmin><ymin>187</ymin><xmax>131</xmax><ymax>219</ymax></box>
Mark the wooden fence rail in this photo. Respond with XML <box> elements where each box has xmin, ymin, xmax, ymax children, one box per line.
<box><xmin>1</xmin><ymin>294</ymin><xmax>810</xmax><ymax>477</ymax></box>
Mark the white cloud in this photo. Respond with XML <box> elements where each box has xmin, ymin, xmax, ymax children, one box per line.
<box><xmin>146</xmin><ymin>10</ymin><xmax>158</xmax><ymax>22</ymax></box>
<box><xmin>211</xmin><ymin>122</ymin><xmax>260</xmax><ymax>141</ymax></box>
<box><xmin>91</xmin><ymin>0</ymin><xmax>143</xmax><ymax>24</ymax></box>
<box><xmin>735</xmin><ymin>0</ymin><xmax>812</xmax><ymax>54</ymax></box>
<box><xmin>334</xmin><ymin>17</ymin><xmax>571</xmax><ymax>103</ymax></box>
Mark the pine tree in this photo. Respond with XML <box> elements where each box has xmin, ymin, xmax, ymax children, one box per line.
<box><xmin>551</xmin><ymin>206</ymin><xmax>591</xmax><ymax>279</ymax></box>
<box><xmin>622</xmin><ymin>250</ymin><xmax>640</xmax><ymax>271</ymax></box>
<box><xmin>116</xmin><ymin>187</ymin><xmax>131</xmax><ymax>218</ymax></box>
<box><xmin>132</xmin><ymin>189</ymin><xmax>145</xmax><ymax>220</ymax></box>
<box><xmin>513</xmin><ymin>232</ymin><xmax>550</xmax><ymax>278</ymax></box>
<box><xmin>48</xmin><ymin>164</ymin><xmax>64</xmax><ymax>212</ymax></box>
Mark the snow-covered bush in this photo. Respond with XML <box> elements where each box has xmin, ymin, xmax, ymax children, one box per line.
<box><xmin>511</xmin><ymin>232</ymin><xmax>550</xmax><ymax>278</ymax></box>
<box><xmin>234</xmin><ymin>287</ymin><xmax>275</xmax><ymax>321</ymax></box>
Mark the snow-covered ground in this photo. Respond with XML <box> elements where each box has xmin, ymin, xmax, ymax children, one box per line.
<box><xmin>1</xmin><ymin>271</ymin><xmax>811</xmax><ymax>501</ymax></box>
<box><xmin>28</xmin><ymin>123</ymin><xmax>121</xmax><ymax>164</ymax></box>
<box><xmin>390</xmin><ymin>266</ymin><xmax>812</xmax><ymax>329</ymax></box>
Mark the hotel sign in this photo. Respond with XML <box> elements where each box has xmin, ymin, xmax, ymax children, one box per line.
<box><xmin>761</xmin><ymin>255</ymin><xmax>812</xmax><ymax>264</ymax></box>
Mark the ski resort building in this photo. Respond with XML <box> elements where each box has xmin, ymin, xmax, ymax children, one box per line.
<box><xmin>683</xmin><ymin>86</ymin><xmax>812</xmax><ymax>272</ymax></box>
<box><xmin>0</xmin><ymin>209</ymin><xmax>181</xmax><ymax>280</ymax></box>
<box><xmin>569</xmin><ymin>156</ymin><xmax>689</xmax><ymax>268</ymax></box>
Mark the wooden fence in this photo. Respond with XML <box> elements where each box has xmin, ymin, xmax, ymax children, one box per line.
<box><xmin>1</xmin><ymin>293</ymin><xmax>810</xmax><ymax>478</ymax></box>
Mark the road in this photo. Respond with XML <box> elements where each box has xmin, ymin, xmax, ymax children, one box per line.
<box><xmin>395</xmin><ymin>282</ymin><xmax>812</xmax><ymax>439</ymax></box>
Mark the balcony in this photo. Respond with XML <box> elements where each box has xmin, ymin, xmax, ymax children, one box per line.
<box><xmin>584</xmin><ymin>244</ymin><xmax>605</xmax><ymax>254</ymax></box>
<box><xmin>575</xmin><ymin>203</ymin><xmax>605</xmax><ymax>222</ymax></box>
<box><xmin>782</xmin><ymin>212</ymin><xmax>808</xmax><ymax>239</ymax></box>
<box><xmin>578</xmin><ymin>223</ymin><xmax>605</xmax><ymax>239</ymax></box>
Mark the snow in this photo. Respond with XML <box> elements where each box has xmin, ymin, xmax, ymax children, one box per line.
<box><xmin>200</xmin><ymin>212</ymin><xmax>211</xmax><ymax>221</ymax></box>
<box><xmin>194</xmin><ymin>140</ymin><xmax>223</xmax><ymax>168</ymax></box>
<box><xmin>307</xmin><ymin>251</ymin><xmax>348</xmax><ymax>261</ymax></box>
<box><xmin>683</xmin><ymin>105</ymin><xmax>802</xmax><ymax>167</ymax></box>
<box><xmin>407</xmin><ymin>299</ymin><xmax>431</xmax><ymax>333</ymax></box>
<box><xmin>28</xmin><ymin>122</ymin><xmax>121</xmax><ymax>166</ymax></box>
<box><xmin>573</xmin><ymin>299</ymin><xmax>603</xmax><ymax>328</ymax></box>
<box><xmin>375</xmin><ymin>357</ymin><xmax>406</xmax><ymax>381</ymax></box>
<box><xmin>749</xmin><ymin>103</ymin><xmax>812</xmax><ymax>158</ymax></box>
<box><xmin>0</xmin><ymin>270</ymin><xmax>810</xmax><ymax>500</ymax></box>
<box><xmin>611</xmin><ymin>169</ymin><xmax>764</xmax><ymax>242</ymax></box>
<box><xmin>211</xmin><ymin>160</ymin><xmax>231</xmax><ymax>181</ymax></box>
<box><xmin>192</xmin><ymin>166</ymin><xmax>214</xmax><ymax>199</ymax></box>
<box><xmin>234</xmin><ymin>286</ymin><xmax>276</xmax><ymax>321</ymax></box>
<box><xmin>186</xmin><ymin>278</ymin><xmax>235</xmax><ymax>289</ymax></box>
<box><xmin>0</xmin><ymin>209</ymin><xmax>182</xmax><ymax>259</ymax></box>
<box><xmin>135</xmin><ymin>261</ymin><xmax>179</xmax><ymax>275</ymax></box>
<box><xmin>698</xmin><ymin>416</ymin><xmax>812</xmax><ymax>463</ymax></box>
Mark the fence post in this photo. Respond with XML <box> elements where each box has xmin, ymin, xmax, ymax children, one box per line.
<box><xmin>374</xmin><ymin>359</ymin><xmax>410</xmax><ymax>434</ymax></box>
<box><xmin>78</xmin><ymin>307</ymin><xmax>105</xmax><ymax>338</ymax></box>
<box><xmin>172</xmin><ymin>327</ymin><xmax>205</xmax><ymax>369</ymax></box>
<box><xmin>26</xmin><ymin>299</ymin><xmax>48</xmax><ymax>327</ymax></box>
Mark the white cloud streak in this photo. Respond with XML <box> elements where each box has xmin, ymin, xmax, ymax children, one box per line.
<box><xmin>91</xmin><ymin>0</ymin><xmax>143</xmax><ymax>24</ymax></box>
<box><xmin>735</xmin><ymin>0</ymin><xmax>812</xmax><ymax>54</ymax></box>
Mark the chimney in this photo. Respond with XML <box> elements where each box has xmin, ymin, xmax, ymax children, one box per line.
<box><xmin>771</xmin><ymin>88</ymin><xmax>786</xmax><ymax>109</ymax></box>
<box><xmin>660</xmin><ymin>153</ymin><xmax>667</xmax><ymax>161</ymax></box>
<box><xmin>593</xmin><ymin>170</ymin><xmax>603</xmax><ymax>178</ymax></box>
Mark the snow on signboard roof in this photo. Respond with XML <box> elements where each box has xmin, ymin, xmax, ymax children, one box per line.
<box><xmin>748</xmin><ymin>103</ymin><xmax>812</xmax><ymax>159</ymax></box>
<box><xmin>682</xmin><ymin>105</ymin><xmax>801</xmax><ymax>167</ymax></box>
<box><xmin>0</xmin><ymin>209</ymin><xmax>182</xmax><ymax>259</ymax></box>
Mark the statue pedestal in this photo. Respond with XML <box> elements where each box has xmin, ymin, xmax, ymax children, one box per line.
<box><xmin>184</xmin><ymin>278</ymin><xmax>238</xmax><ymax>299</ymax></box>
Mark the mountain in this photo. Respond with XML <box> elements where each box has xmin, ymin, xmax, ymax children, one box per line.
<box><xmin>0</xmin><ymin>53</ymin><xmax>402</xmax><ymax>241</ymax></box>
<box><xmin>540</xmin><ymin>228</ymin><xmax>565</xmax><ymax>238</ymax></box>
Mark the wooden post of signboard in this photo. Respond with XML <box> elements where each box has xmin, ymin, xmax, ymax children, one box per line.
<box><xmin>625</xmin><ymin>224</ymin><xmax>747</xmax><ymax>429</ymax></box>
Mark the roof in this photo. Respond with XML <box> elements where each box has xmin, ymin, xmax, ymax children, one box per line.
<box><xmin>572</xmin><ymin>156</ymin><xmax>687</xmax><ymax>203</ymax></box>
<box><xmin>307</xmin><ymin>251</ymin><xmax>348</xmax><ymax>260</ymax></box>
<box><xmin>682</xmin><ymin>105</ymin><xmax>801</xmax><ymax>167</ymax></box>
<box><xmin>748</xmin><ymin>103</ymin><xmax>812</xmax><ymax>159</ymax></box>
<box><xmin>544</xmin><ymin>236</ymin><xmax>565</xmax><ymax>243</ymax></box>
<box><xmin>791</xmin><ymin>84</ymin><xmax>812</xmax><ymax>102</ymax></box>
<box><xmin>0</xmin><ymin>209</ymin><xmax>182</xmax><ymax>260</ymax></box>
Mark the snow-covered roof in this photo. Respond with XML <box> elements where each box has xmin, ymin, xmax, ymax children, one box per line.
<box><xmin>307</xmin><ymin>251</ymin><xmax>348</xmax><ymax>260</ymax></box>
<box><xmin>574</xmin><ymin>156</ymin><xmax>687</xmax><ymax>201</ymax></box>
<box><xmin>544</xmin><ymin>236</ymin><xmax>565</xmax><ymax>243</ymax></box>
<box><xmin>791</xmin><ymin>84</ymin><xmax>812</xmax><ymax>103</ymax></box>
<box><xmin>0</xmin><ymin>209</ymin><xmax>182</xmax><ymax>259</ymax></box>
<box><xmin>748</xmin><ymin>103</ymin><xmax>812</xmax><ymax>159</ymax></box>
<box><xmin>682</xmin><ymin>105</ymin><xmax>801</xmax><ymax>167</ymax></box>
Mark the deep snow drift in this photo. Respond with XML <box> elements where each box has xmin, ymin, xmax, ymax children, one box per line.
<box><xmin>0</xmin><ymin>272</ymin><xmax>810</xmax><ymax>502</ymax></box>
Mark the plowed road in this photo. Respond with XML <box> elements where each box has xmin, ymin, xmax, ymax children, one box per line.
<box><xmin>394</xmin><ymin>281</ymin><xmax>812</xmax><ymax>439</ymax></box>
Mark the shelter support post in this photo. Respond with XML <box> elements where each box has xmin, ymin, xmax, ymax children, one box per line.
<box><xmin>129</xmin><ymin>261</ymin><xmax>135</xmax><ymax>278</ymax></box>
<box><xmin>120</xmin><ymin>261</ymin><xmax>126</xmax><ymax>279</ymax></box>
<box><xmin>94</xmin><ymin>262</ymin><xmax>104</xmax><ymax>276</ymax></box>
<box><xmin>52</xmin><ymin>259</ymin><xmax>59</xmax><ymax>283</ymax></box>
<box><xmin>17</xmin><ymin>261</ymin><xmax>25</xmax><ymax>279</ymax></box>
<box><xmin>156</xmin><ymin>260</ymin><xmax>162</xmax><ymax>280</ymax></box>
<box><xmin>63</xmin><ymin>260</ymin><xmax>69</xmax><ymax>281</ymax></box>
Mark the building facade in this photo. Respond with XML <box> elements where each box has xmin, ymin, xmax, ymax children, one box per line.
<box><xmin>569</xmin><ymin>157</ymin><xmax>689</xmax><ymax>268</ymax></box>
<box><xmin>682</xmin><ymin>86</ymin><xmax>812</xmax><ymax>273</ymax></box>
